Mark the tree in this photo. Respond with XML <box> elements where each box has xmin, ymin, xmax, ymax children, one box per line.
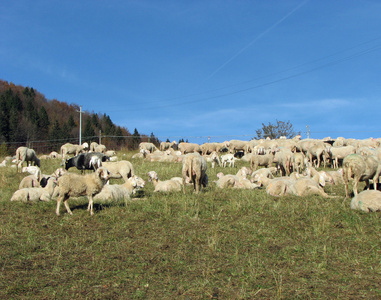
<box><xmin>83</xmin><ymin>118</ymin><xmax>96</xmax><ymax>142</ymax></box>
<box><xmin>255</xmin><ymin>120</ymin><xmax>300</xmax><ymax>140</ymax></box>
<box><xmin>131</xmin><ymin>128</ymin><xmax>141</xmax><ymax>150</ymax></box>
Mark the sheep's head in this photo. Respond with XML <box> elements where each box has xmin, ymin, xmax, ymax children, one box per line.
<box><xmin>96</xmin><ymin>167</ymin><xmax>110</xmax><ymax>182</ymax></box>
<box><xmin>147</xmin><ymin>171</ymin><xmax>158</xmax><ymax>182</ymax></box>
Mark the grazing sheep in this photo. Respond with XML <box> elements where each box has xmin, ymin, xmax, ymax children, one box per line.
<box><xmin>55</xmin><ymin>167</ymin><xmax>110</xmax><ymax>216</ymax></box>
<box><xmin>64</xmin><ymin>152</ymin><xmax>107</xmax><ymax>173</ymax></box>
<box><xmin>147</xmin><ymin>171</ymin><xmax>182</xmax><ymax>192</ymax></box>
<box><xmin>274</xmin><ymin>148</ymin><xmax>293</xmax><ymax>176</ymax></box>
<box><xmin>292</xmin><ymin>152</ymin><xmax>305</xmax><ymax>174</ymax></box>
<box><xmin>94</xmin><ymin>144</ymin><xmax>107</xmax><ymax>153</ymax></box>
<box><xmin>60</xmin><ymin>142</ymin><xmax>89</xmax><ymax>159</ymax></box>
<box><xmin>182</xmin><ymin>153</ymin><xmax>208</xmax><ymax>193</ymax></box>
<box><xmin>250</xmin><ymin>153</ymin><xmax>275</xmax><ymax>171</ymax></box>
<box><xmin>15</xmin><ymin>147</ymin><xmax>41</xmax><ymax>173</ymax></box>
<box><xmin>11</xmin><ymin>177</ymin><xmax>57</xmax><ymax>202</ymax></box>
<box><xmin>160</xmin><ymin>141</ymin><xmax>177</xmax><ymax>151</ymax></box>
<box><xmin>329</xmin><ymin>145</ymin><xmax>356</xmax><ymax>168</ymax></box>
<box><xmin>139</xmin><ymin>142</ymin><xmax>158</xmax><ymax>153</ymax></box>
<box><xmin>221</xmin><ymin>154</ymin><xmax>237</xmax><ymax>168</ymax></box>
<box><xmin>306</xmin><ymin>143</ymin><xmax>330</xmax><ymax>168</ymax></box>
<box><xmin>102</xmin><ymin>160</ymin><xmax>135</xmax><ymax>182</ymax></box>
<box><xmin>350</xmin><ymin>190</ymin><xmax>381</xmax><ymax>212</ymax></box>
<box><xmin>178</xmin><ymin>142</ymin><xmax>202</xmax><ymax>154</ymax></box>
<box><xmin>228</xmin><ymin>139</ymin><xmax>248</xmax><ymax>154</ymax></box>
<box><xmin>94</xmin><ymin>175</ymin><xmax>146</xmax><ymax>202</ymax></box>
<box><xmin>343</xmin><ymin>154</ymin><xmax>381</xmax><ymax>198</ymax></box>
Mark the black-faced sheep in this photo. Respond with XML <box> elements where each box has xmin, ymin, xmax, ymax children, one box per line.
<box><xmin>55</xmin><ymin>167</ymin><xmax>110</xmax><ymax>216</ymax></box>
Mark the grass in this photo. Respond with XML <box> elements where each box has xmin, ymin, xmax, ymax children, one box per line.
<box><xmin>0</xmin><ymin>151</ymin><xmax>380</xmax><ymax>299</ymax></box>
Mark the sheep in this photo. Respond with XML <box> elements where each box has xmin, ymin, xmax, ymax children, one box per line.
<box><xmin>329</xmin><ymin>145</ymin><xmax>356</xmax><ymax>168</ymax></box>
<box><xmin>19</xmin><ymin>168</ymin><xmax>42</xmax><ymax>189</ymax></box>
<box><xmin>104</xmin><ymin>150</ymin><xmax>116</xmax><ymax>157</ymax></box>
<box><xmin>160</xmin><ymin>141</ymin><xmax>177</xmax><ymax>151</ymax></box>
<box><xmin>11</xmin><ymin>177</ymin><xmax>57</xmax><ymax>202</ymax></box>
<box><xmin>220</xmin><ymin>154</ymin><xmax>237</xmax><ymax>168</ymax></box>
<box><xmin>251</xmin><ymin>167</ymin><xmax>277</xmax><ymax>182</ymax></box>
<box><xmin>236</xmin><ymin>166</ymin><xmax>252</xmax><ymax>179</ymax></box>
<box><xmin>94</xmin><ymin>144</ymin><xmax>107</xmax><ymax>153</ymax></box>
<box><xmin>49</xmin><ymin>151</ymin><xmax>59</xmax><ymax>159</ymax></box>
<box><xmin>60</xmin><ymin>142</ymin><xmax>89</xmax><ymax>159</ymax></box>
<box><xmin>55</xmin><ymin>167</ymin><xmax>110</xmax><ymax>216</ymax></box>
<box><xmin>200</xmin><ymin>142</ymin><xmax>228</xmax><ymax>155</ymax></box>
<box><xmin>228</xmin><ymin>139</ymin><xmax>248</xmax><ymax>154</ymax></box>
<box><xmin>291</xmin><ymin>152</ymin><xmax>306</xmax><ymax>173</ymax></box>
<box><xmin>182</xmin><ymin>152</ymin><xmax>208</xmax><ymax>193</ymax></box>
<box><xmin>178</xmin><ymin>142</ymin><xmax>202</xmax><ymax>154</ymax></box>
<box><xmin>94</xmin><ymin>175</ymin><xmax>146</xmax><ymax>202</ymax></box>
<box><xmin>101</xmin><ymin>160</ymin><xmax>135</xmax><ymax>182</ymax></box>
<box><xmin>343</xmin><ymin>154</ymin><xmax>381</xmax><ymax>198</ymax></box>
<box><xmin>287</xmin><ymin>177</ymin><xmax>335</xmax><ymax>198</ymax></box>
<box><xmin>350</xmin><ymin>190</ymin><xmax>381</xmax><ymax>212</ymax></box>
<box><xmin>256</xmin><ymin>174</ymin><xmax>291</xmax><ymax>197</ymax></box>
<box><xmin>250</xmin><ymin>153</ymin><xmax>275</xmax><ymax>171</ymax></box>
<box><xmin>147</xmin><ymin>171</ymin><xmax>182</xmax><ymax>192</ymax></box>
<box><xmin>306</xmin><ymin>143</ymin><xmax>330</xmax><ymax>168</ymax></box>
<box><xmin>139</xmin><ymin>142</ymin><xmax>158</xmax><ymax>153</ymax></box>
<box><xmin>15</xmin><ymin>146</ymin><xmax>41</xmax><ymax>173</ymax></box>
<box><xmin>64</xmin><ymin>152</ymin><xmax>107</xmax><ymax>173</ymax></box>
<box><xmin>274</xmin><ymin>148</ymin><xmax>293</xmax><ymax>176</ymax></box>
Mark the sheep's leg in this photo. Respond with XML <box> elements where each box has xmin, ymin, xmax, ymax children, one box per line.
<box><xmin>56</xmin><ymin>195</ymin><xmax>69</xmax><ymax>216</ymax></box>
<box><xmin>88</xmin><ymin>195</ymin><xmax>94</xmax><ymax>216</ymax></box>
<box><xmin>63</xmin><ymin>198</ymin><xmax>73</xmax><ymax>215</ymax></box>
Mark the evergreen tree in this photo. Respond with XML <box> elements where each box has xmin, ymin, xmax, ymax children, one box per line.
<box><xmin>67</xmin><ymin>115</ymin><xmax>76</xmax><ymax>130</ymax></box>
<box><xmin>49</xmin><ymin>120</ymin><xmax>62</xmax><ymax>143</ymax></box>
<box><xmin>132</xmin><ymin>128</ymin><xmax>141</xmax><ymax>150</ymax></box>
<box><xmin>115</xmin><ymin>126</ymin><xmax>124</xmax><ymax>146</ymax></box>
<box><xmin>38</xmin><ymin>106</ymin><xmax>50</xmax><ymax>138</ymax></box>
<box><xmin>83</xmin><ymin>118</ymin><xmax>96</xmax><ymax>141</ymax></box>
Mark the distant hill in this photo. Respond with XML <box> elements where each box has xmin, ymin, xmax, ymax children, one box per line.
<box><xmin>0</xmin><ymin>80</ymin><xmax>158</xmax><ymax>154</ymax></box>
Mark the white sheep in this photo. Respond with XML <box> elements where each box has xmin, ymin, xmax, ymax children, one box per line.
<box><xmin>104</xmin><ymin>150</ymin><xmax>116</xmax><ymax>157</ymax></box>
<box><xmin>220</xmin><ymin>154</ymin><xmax>237</xmax><ymax>168</ymax></box>
<box><xmin>94</xmin><ymin>175</ymin><xmax>146</xmax><ymax>202</ymax></box>
<box><xmin>11</xmin><ymin>177</ymin><xmax>57</xmax><ymax>202</ymax></box>
<box><xmin>182</xmin><ymin>153</ymin><xmax>208</xmax><ymax>193</ymax></box>
<box><xmin>350</xmin><ymin>190</ymin><xmax>381</xmax><ymax>212</ymax></box>
<box><xmin>19</xmin><ymin>167</ymin><xmax>42</xmax><ymax>189</ymax></box>
<box><xmin>343</xmin><ymin>154</ymin><xmax>381</xmax><ymax>198</ymax></box>
<box><xmin>15</xmin><ymin>146</ymin><xmax>41</xmax><ymax>173</ymax></box>
<box><xmin>101</xmin><ymin>160</ymin><xmax>135</xmax><ymax>182</ymax></box>
<box><xmin>60</xmin><ymin>142</ymin><xmax>89</xmax><ymax>159</ymax></box>
<box><xmin>204</xmin><ymin>151</ymin><xmax>221</xmax><ymax>168</ymax></box>
<box><xmin>147</xmin><ymin>171</ymin><xmax>182</xmax><ymax>192</ymax></box>
<box><xmin>55</xmin><ymin>167</ymin><xmax>110</xmax><ymax>216</ymax></box>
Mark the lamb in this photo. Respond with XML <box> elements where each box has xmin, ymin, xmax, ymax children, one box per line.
<box><xmin>15</xmin><ymin>146</ymin><xmax>41</xmax><ymax>173</ymax></box>
<box><xmin>343</xmin><ymin>154</ymin><xmax>381</xmax><ymax>198</ymax></box>
<box><xmin>94</xmin><ymin>175</ymin><xmax>146</xmax><ymax>202</ymax></box>
<box><xmin>101</xmin><ymin>160</ymin><xmax>135</xmax><ymax>182</ymax></box>
<box><xmin>55</xmin><ymin>167</ymin><xmax>110</xmax><ymax>216</ymax></box>
<box><xmin>11</xmin><ymin>177</ymin><xmax>57</xmax><ymax>202</ymax></box>
<box><xmin>350</xmin><ymin>190</ymin><xmax>381</xmax><ymax>212</ymax></box>
<box><xmin>60</xmin><ymin>142</ymin><xmax>89</xmax><ymax>159</ymax></box>
<box><xmin>182</xmin><ymin>152</ymin><xmax>208</xmax><ymax>193</ymax></box>
<box><xmin>221</xmin><ymin>154</ymin><xmax>237</xmax><ymax>168</ymax></box>
<box><xmin>147</xmin><ymin>171</ymin><xmax>182</xmax><ymax>192</ymax></box>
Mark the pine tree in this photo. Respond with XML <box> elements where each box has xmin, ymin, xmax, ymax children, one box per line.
<box><xmin>132</xmin><ymin>128</ymin><xmax>141</xmax><ymax>150</ymax></box>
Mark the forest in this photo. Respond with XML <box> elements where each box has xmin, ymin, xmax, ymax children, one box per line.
<box><xmin>0</xmin><ymin>80</ymin><xmax>159</xmax><ymax>155</ymax></box>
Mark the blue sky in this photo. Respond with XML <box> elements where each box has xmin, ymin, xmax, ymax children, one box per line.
<box><xmin>1</xmin><ymin>0</ymin><xmax>381</xmax><ymax>144</ymax></box>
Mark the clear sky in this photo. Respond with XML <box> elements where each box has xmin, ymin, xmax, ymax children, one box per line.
<box><xmin>1</xmin><ymin>0</ymin><xmax>381</xmax><ymax>144</ymax></box>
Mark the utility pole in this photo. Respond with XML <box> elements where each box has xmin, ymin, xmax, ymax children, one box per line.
<box><xmin>77</xmin><ymin>106</ymin><xmax>83</xmax><ymax>145</ymax></box>
<box><xmin>306</xmin><ymin>125</ymin><xmax>310</xmax><ymax>139</ymax></box>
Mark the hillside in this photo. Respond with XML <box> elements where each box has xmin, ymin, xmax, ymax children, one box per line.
<box><xmin>0</xmin><ymin>80</ymin><xmax>156</xmax><ymax>154</ymax></box>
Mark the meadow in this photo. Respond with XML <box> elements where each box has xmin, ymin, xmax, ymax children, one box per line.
<box><xmin>0</xmin><ymin>151</ymin><xmax>380</xmax><ymax>299</ymax></box>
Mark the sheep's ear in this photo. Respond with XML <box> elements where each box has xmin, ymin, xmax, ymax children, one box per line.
<box><xmin>319</xmin><ymin>175</ymin><xmax>326</xmax><ymax>187</ymax></box>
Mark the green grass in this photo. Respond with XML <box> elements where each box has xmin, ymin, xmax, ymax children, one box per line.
<box><xmin>0</xmin><ymin>152</ymin><xmax>380</xmax><ymax>299</ymax></box>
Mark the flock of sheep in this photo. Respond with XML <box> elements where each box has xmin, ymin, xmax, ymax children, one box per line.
<box><xmin>4</xmin><ymin>136</ymin><xmax>381</xmax><ymax>215</ymax></box>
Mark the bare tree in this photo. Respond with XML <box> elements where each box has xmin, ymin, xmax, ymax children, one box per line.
<box><xmin>255</xmin><ymin>120</ymin><xmax>300</xmax><ymax>139</ymax></box>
